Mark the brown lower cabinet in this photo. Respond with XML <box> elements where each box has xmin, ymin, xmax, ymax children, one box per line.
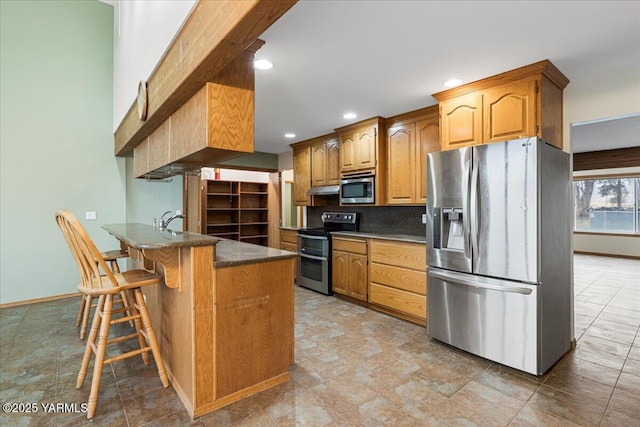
<box><xmin>279</xmin><ymin>229</ymin><xmax>298</xmax><ymax>253</ymax></box>
<box><xmin>331</xmin><ymin>237</ymin><xmax>367</xmax><ymax>301</ymax></box>
<box><xmin>331</xmin><ymin>235</ymin><xmax>427</xmax><ymax>325</ymax></box>
<box><xmin>369</xmin><ymin>239</ymin><xmax>427</xmax><ymax>324</ymax></box>
<box><xmin>280</xmin><ymin>229</ymin><xmax>298</xmax><ymax>278</ymax></box>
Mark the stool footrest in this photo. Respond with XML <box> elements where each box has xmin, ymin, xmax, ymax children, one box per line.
<box><xmin>106</xmin><ymin>332</ymin><xmax>140</xmax><ymax>346</ymax></box>
<box><xmin>111</xmin><ymin>313</ymin><xmax>140</xmax><ymax>325</ymax></box>
<box><xmin>104</xmin><ymin>347</ymin><xmax>152</xmax><ymax>365</ymax></box>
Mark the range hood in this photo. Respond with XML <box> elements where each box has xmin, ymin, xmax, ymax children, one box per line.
<box><xmin>307</xmin><ymin>185</ymin><xmax>340</xmax><ymax>196</ymax></box>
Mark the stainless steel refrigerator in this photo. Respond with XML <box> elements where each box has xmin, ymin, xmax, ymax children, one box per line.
<box><xmin>426</xmin><ymin>137</ymin><xmax>572</xmax><ymax>375</ymax></box>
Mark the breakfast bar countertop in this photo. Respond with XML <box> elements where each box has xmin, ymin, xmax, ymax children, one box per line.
<box><xmin>102</xmin><ymin>223</ymin><xmax>219</xmax><ymax>249</ymax></box>
<box><xmin>214</xmin><ymin>238</ymin><xmax>297</xmax><ymax>268</ymax></box>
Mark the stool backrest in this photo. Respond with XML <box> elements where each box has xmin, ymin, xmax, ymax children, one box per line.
<box><xmin>55</xmin><ymin>210</ymin><xmax>118</xmax><ymax>291</ymax></box>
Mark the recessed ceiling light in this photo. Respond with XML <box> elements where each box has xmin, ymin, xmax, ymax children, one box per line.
<box><xmin>443</xmin><ymin>79</ymin><xmax>462</xmax><ymax>88</ymax></box>
<box><xmin>254</xmin><ymin>59</ymin><xmax>274</xmax><ymax>70</ymax></box>
<box><xmin>343</xmin><ymin>112</ymin><xmax>357</xmax><ymax>120</ymax></box>
<box><xmin>284</xmin><ymin>133</ymin><xmax>296</xmax><ymax>138</ymax></box>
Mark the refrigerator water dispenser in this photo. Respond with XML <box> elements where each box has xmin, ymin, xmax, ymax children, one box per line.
<box><xmin>432</xmin><ymin>207</ymin><xmax>464</xmax><ymax>251</ymax></box>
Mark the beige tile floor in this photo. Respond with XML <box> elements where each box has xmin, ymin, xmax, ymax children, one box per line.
<box><xmin>0</xmin><ymin>254</ymin><xmax>638</xmax><ymax>426</ymax></box>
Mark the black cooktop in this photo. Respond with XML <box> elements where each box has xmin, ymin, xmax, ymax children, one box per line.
<box><xmin>297</xmin><ymin>212</ymin><xmax>359</xmax><ymax>237</ymax></box>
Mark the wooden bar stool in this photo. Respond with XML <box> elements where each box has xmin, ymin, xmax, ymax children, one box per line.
<box><xmin>75</xmin><ymin>249</ymin><xmax>131</xmax><ymax>339</ymax></box>
<box><xmin>55</xmin><ymin>210</ymin><xmax>169</xmax><ymax>419</ymax></box>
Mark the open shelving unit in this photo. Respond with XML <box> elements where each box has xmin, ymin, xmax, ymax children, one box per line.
<box><xmin>202</xmin><ymin>180</ymin><xmax>269</xmax><ymax>246</ymax></box>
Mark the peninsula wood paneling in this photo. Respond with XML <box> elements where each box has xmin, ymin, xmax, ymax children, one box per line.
<box><xmin>115</xmin><ymin>0</ymin><xmax>297</xmax><ymax>156</ymax></box>
<box><xmin>215</xmin><ymin>259</ymin><xmax>294</xmax><ymax>398</ymax></box>
<box><xmin>148</xmin><ymin>119</ymin><xmax>171</xmax><ymax>172</ymax></box>
<box><xmin>133</xmin><ymin>138</ymin><xmax>149</xmax><ymax>178</ymax></box>
<box><xmin>170</xmin><ymin>87</ymin><xmax>208</xmax><ymax>163</ymax></box>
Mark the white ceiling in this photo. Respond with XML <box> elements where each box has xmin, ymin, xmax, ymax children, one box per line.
<box><xmin>252</xmin><ymin>0</ymin><xmax>640</xmax><ymax>155</ymax></box>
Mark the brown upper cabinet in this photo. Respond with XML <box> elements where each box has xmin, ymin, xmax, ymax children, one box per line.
<box><xmin>292</xmin><ymin>144</ymin><xmax>311</xmax><ymax>206</ymax></box>
<box><xmin>291</xmin><ymin>133</ymin><xmax>339</xmax><ymax>207</ymax></box>
<box><xmin>386</xmin><ymin>106</ymin><xmax>439</xmax><ymax>205</ymax></box>
<box><xmin>336</xmin><ymin>117</ymin><xmax>384</xmax><ymax>174</ymax></box>
<box><xmin>311</xmin><ymin>134</ymin><xmax>340</xmax><ymax>187</ymax></box>
<box><xmin>433</xmin><ymin>60</ymin><xmax>569</xmax><ymax>151</ymax></box>
<box><xmin>334</xmin><ymin>117</ymin><xmax>387</xmax><ymax>206</ymax></box>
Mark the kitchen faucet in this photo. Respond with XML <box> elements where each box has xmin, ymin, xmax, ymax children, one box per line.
<box><xmin>159</xmin><ymin>210</ymin><xmax>185</xmax><ymax>230</ymax></box>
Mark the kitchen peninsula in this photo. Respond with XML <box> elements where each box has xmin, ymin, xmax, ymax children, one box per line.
<box><xmin>102</xmin><ymin>223</ymin><xmax>296</xmax><ymax>418</ymax></box>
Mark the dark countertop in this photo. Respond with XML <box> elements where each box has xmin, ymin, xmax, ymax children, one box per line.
<box><xmin>331</xmin><ymin>231</ymin><xmax>426</xmax><ymax>244</ymax></box>
<box><xmin>279</xmin><ymin>226</ymin><xmax>303</xmax><ymax>231</ymax></box>
<box><xmin>214</xmin><ymin>238</ymin><xmax>297</xmax><ymax>268</ymax></box>
<box><xmin>103</xmin><ymin>223</ymin><xmax>295</xmax><ymax>269</ymax></box>
<box><xmin>102</xmin><ymin>223</ymin><xmax>218</xmax><ymax>250</ymax></box>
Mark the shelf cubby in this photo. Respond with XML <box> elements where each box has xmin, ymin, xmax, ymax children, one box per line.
<box><xmin>200</xmin><ymin>179</ymin><xmax>270</xmax><ymax>247</ymax></box>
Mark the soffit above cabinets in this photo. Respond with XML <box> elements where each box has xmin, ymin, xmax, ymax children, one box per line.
<box><xmin>571</xmin><ymin>114</ymin><xmax>640</xmax><ymax>154</ymax></box>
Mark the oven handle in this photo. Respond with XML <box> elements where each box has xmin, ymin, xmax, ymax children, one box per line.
<box><xmin>299</xmin><ymin>252</ymin><xmax>327</xmax><ymax>261</ymax></box>
<box><xmin>298</xmin><ymin>234</ymin><xmax>328</xmax><ymax>241</ymax></box>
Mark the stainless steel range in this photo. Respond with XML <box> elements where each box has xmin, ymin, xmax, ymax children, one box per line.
<box><xmin>297</xmin><ymin>212</ymin><xmax>358</xmax><ymax>295</ymax></box>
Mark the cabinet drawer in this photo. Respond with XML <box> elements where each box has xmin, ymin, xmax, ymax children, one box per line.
<box><xmin>370</xmin><ymin>240</ymin><xmax>425</xmax><ymax>270</ymax></box>
<box><xmin>280</xmin><ymin>230</ymin><xmax>298</xmax><ymax>244</ymax></box>
<box><xmin>369</xmin><ymin>283</ymin><xmax>426</xmax><ymax>320</ymax></box>
<box><xmin>370</xmin><ymin>263</ymin><xmax>426</xmax><ymax>295</ymax></box>
<box><xmin>332</xmin><ymin>237</ymin><xmax>366</xmax><ymax>254</ymax></box>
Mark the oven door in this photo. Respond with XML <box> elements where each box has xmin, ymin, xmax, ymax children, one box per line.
<box><xmin>298</xmin><ymin>234</ymin><xmax>328</xmax><ymax>258</ymax></box>
<box><xmin>298</xmin><ymin>253</ymin><xmax>330</xmax><ymax>294</ymax></box>
<box><xmin>297</xmin><ymin>235</ymin><xmax>331</xmax><ymax>295</ymax></box>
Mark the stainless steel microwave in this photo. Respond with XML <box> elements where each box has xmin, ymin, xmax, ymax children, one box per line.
<box><xmin>340</xmin><ymin>173</ymin><xmax>374</xmax><ymax>204</ymax></box>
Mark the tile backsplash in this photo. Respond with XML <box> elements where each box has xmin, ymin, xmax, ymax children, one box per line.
<box><xmin>307</xmin><ymin>205</ymin><xmax>426</xmax><ymax>236</ymax></box>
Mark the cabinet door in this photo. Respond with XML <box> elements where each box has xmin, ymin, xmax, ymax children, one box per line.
<box><xmin>387</xmin><ymin>123</ymin><xmax>416</xmax><ymax>205</ymax></box>
<box><xmin>326</xmin><ymin>138</ymin><xmax>341</xmax><ymax>185</ymax></box>
<box><xmin>483</xmin><ymin>79</ymin><xmax>537</xmax><ymax>143</ymax></box>
<box><xmin>349</xmin><ymin>253</ymin><xmax>368</xmax><ymax>301</ymax></box>
<box><xmin>311</xmin><ymin>141</ymin><xmax>327</xmax><ymax>187</ymax></box>
<box><xmin>440</xmin><ymin>92</ymin><xmax>482</xmax><ymax>150</ymax></box>
<box><xmin>416</xmin><ymin>117</ymin><xmax>440</xmax><ymax>204</ymax></box>
<box><xmin>332</xmin><ymin>251</ymin><xmax>349</xmax><ymax>296</ymax></box>
<box><xmin>355</xmin><ymin>125</ymin><xmax>377</xmax><ymax>170</ymax></box>
<box><xmin>293</xmin><ymin>147</ymin><xmax>311</xmax><ymax>206</ymax></box>
<box><xmin>339</xmin><ymin>131</ymin><xmax>357</xmax><ymax>172</ymax></box>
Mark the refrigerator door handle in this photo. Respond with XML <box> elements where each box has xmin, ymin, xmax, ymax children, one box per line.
<box><xmin>470</xmin><ymin>156</ymin><xmax>480</xmax><ymax>256</ymax></box>
<box><xmin>428</xmin><ymin>269</ymin><xmax>533</xmax><ymax>295</ymax></box>
<box><xmin>463</xmin><ymin>155</ymin><xmax>472</xmax><ymax>259</ymax></box>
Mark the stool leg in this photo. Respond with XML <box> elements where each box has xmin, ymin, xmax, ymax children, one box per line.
<box><xmin>86</xmin><ymin>294</ymin><xmax>113</xmax><ymax>420</ymax></box>
<box><xmin>127</xmin><ymin>289</ymin><xmax>150</xmax><ymax>365</ymax></box>
<box><xmin>133</xmin><ymin>288</ymin><xmax>169</xmax><ymax>388</ymax></box>
<box><xmin>109</xmin><ymin>259</ymin><xmax>120</xmax><ymax>274</ymax></box>
<box><xmin>77</xmin><ymin>295</ymin><xmax>103</xmax><ymax>388</ymax></box>
<box><xmin>118</xmin><ymin>290</ymin><xmax>135</xmax><ymax>328</ymax></box>
<box><xmin>79</xmin><ymin>295</ymin><xmax>93</xmax><ymax>339</ymax></box>
<box><xmin>76</xmin><ymin>295</ymin><xmax>85</xmax><ymax>327</ymax></box>
<box><xmin>109</xmin><ymin>259</ymin><xmax>135</xmax><ymax>328</ymax></box>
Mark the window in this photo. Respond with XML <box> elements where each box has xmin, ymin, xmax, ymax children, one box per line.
<box><xmin>574</xmin><ymin>177</ymin><xmax>640</xmax><ymax>234</ymax></box>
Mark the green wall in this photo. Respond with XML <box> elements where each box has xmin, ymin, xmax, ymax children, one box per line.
<box><xmin>0</xmin><ymin>0</ymin><xmax>125</xmax><ymax>304</ymax></box>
